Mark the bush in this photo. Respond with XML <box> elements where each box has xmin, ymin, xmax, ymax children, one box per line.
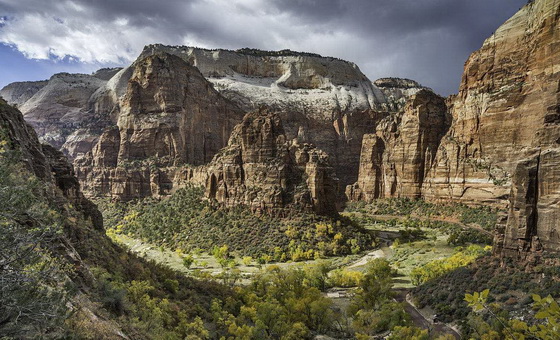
<box><xmin>99</xmin><ymin>186</ymin><xmax>373</xmax><ymax>261</ymax></box>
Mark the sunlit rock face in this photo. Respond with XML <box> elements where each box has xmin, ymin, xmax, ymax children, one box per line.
<box><xmin>346</xmin><ymin>90</ymin><xmax>450</xmax><ymax>201</ymax></box>
<box><xmin>444</xmin><ymin>0</ymin><xmax>560</xmax><ymax>256</ymax></box>
<box><xmin>0</xmin><ymin>69</ymin><xmax>122</xmax><ymax>160</ymax></box>
<box><xmin>2</xmin><ymin>45</ymin><xmax>426</xmax><ymax>199</ymax></box>
<box><xmin>349</xmin><ymin>0</ymin><xmax>560</xmax><ymax>256</ymax></box>
<box><xmin>74</xmin><ymin>52</ymin><xmax>244</xmax><ymax>201</ymax></box>
<box><xmin>89</xmin><ymin>45</ymin><xmax>426</xmax><ymax>189</ymax></box>
<box><xmin>201</xmin><ymin>108</ymin><xmax>338</xmax><ymax>215</ymax></box>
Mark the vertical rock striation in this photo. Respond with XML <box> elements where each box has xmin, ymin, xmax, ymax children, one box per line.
<box><xmin>75</xmin><ymin>52</ymin><xmax>244</xmax><ymax>201</ymax></box>
<box><xmin>347</xmin><ymin>90</ymin><xmax>449</xmax><ymax>201</ymax></box>
<box><xmin>202</xmin><ymin>108</ymin><xmax>338</xmax><ymax>215</ymax></box>
<box><xmin>349</xmin><ymin>0</ymin><xmax>560</xmax><ymax>256</ymax></box>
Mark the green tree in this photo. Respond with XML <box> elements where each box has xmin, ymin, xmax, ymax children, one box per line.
<box><xmin>465</xmin><ymin>289</ymin><xmax>560</xmax><ymax>340</ymax></box>
<box><xmin>349</xmin><ymin>259</ymin><xmax>394</xmax><ymax>314</ymax></box>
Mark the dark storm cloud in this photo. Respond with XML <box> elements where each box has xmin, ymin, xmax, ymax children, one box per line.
<box><xmin>0</xmin><ymin>0</ymin><xmax>528</xmax><ymax>95</ymax></box>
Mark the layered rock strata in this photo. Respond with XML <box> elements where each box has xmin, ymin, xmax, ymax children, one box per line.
<box><xmin>0</xmin><ymin>70</ymin><xmax>122</xmax><ymax>159</ymax></box>
<box><xmin>443</xmin><ymin>0</ymin><xmax>560</xmax><ymax>255</ymax></box>
<box><xmin>349</xmin><ymin>0</ymin><xmax>560</xmax><ymax>255</ymax></box>
<box><xmin>75</xmin><ymin>52</ymin><xmax>244</xmax><ymax>201</ymax></box>
<box><xmin>346</xmin><ymin>90</ymin><xmax>450</xmax><ymax>201</ymax></box>
<box><xmin>200</xmin><ymin>108</ymin><xmax>338</xmax><ymax>215</ymax></box>
<box><xmin>2</xmin><ymin>45</ymin><xmax>427</xmax><ymax>198</ymax></box>
<box><xmin>90</xmin><ymin>45</ymin><xmax>427</xmax><ymax>188</ymax></box>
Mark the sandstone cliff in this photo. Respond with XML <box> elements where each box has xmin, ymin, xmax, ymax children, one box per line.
<box><xmin>199</xmin><ymin>108</ymin><xmax>338</xmax><ymax>215</ymax></box>
<box><xmin>88</xmin><ymin>45</ymin><xmax>427</xmax><ymax>188</ymax></box>
<box><xmin>346</xmin><ymin>90</ymin><xmax>449</xmax><ymax>201</ymax></box>
<box><xmin>0</xmin><ymin>71</ymin><xmax>121</xmax><ymax>160</ymax></box>
<box><xmin>432</xmin><ymin>0</ymin><xmax>560</xmax><ymax>256</ymax></box>
<box><xmin>1</xmin><ymin>47</ymin><xmax>426</xmax><ymax>193</ymax></box>
<box><xmin>349</xmin><ymin>0</ymin><xmax>560</xmax><ymax>256</ymax></box>
<box><xmin>147</xmin><ymin>46</ymin><xmax>431</xmax><ymax>187</ymax></box>
<box><xmin>75</xmin><ymin>52</ymin><xmax>244</xmax><ymax>201</ymax></box>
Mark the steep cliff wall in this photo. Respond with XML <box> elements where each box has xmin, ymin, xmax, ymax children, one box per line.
<box><xmin>155</xmin><ymin>46</ymin><xmax>427</xmax><ymax>187</ymax></box>
<box><xmin>75</xmin><ymin>52</ymin><xmax>244</xmax><ymax>201</ymax></box>
<box><xmin>0</xmin><ymin>97</ymin><xmax>103</xmax><ymax>229</ymax></box>
<box><xmin>346</xmin><ymin>90</ymin><xmax>450</xmax><ymax>201</ymax></box>
<box><xmin>350</xmin><ymin>0</ymin><xmax>560</xmax><ymax>255</ymax></box>
<box><xmin>201</xmin><ymin>108</ymin><xmax>338</xmax><ymax>215</ymax></box>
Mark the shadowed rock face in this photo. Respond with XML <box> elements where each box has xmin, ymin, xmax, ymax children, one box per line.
<box><xmin>0</xmin><ymin>98</ymin><xmax>102</xmax><ymax>230</ymax></box>
<box><xmin>0</xmin><ymin>80</ymin><xmax>48</xmax><ymax>107</ymax></box>
<box><xmin>97</xmin><ymin>45</ymin><xmax>427</xmax><ymax>189</ymax></box>
<box><xmin>2</xmin><ymin>45</ymin><xmax>426</xmax><ymax>196</ymax></box>
<box><xmin>201</xmin><ymin>108</ymin><xmax>338</xmax><ymax>215</ymax></box>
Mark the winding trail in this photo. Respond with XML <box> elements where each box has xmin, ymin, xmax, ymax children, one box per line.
<box><xmin>114</xmin><ymin>213</ymin><xmax>470</xmax><ymax>338</ymax></box>
<box><xmin>394</xmin><ymin>288</ymin><xmax>460</xmax><ymax>339</ymax></box>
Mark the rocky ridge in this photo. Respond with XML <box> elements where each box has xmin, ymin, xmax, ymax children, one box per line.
<box><xmin>1</xmin><ymin>47</ymin><xmax>427</xmax><ymax>191</ymax></box>
<box><xmin>74</xmin><ymin>50</ymin><xmax>338</xmax><ymax>214</ymax></box>
<box><xmin>0</xmin><ymin>80</ymin><xmax>48</xmax><ymax>107</ymax></box>
<box><xmin>346</xmin><ymin>89</ymin><xmax>450</xmax><ymax>201</ymax></box>
<box><xmin>3</xmin><ymin>1</ymin><xmax>558</xmax><ymax>258</ymax></box>
<box><xmin>348</xmin><ymin>0</ymin><xmax>560</xmax><ymax>256</ymax></box>
<box><xmin>75</xmin><ymin>52</ymin><xmax>244</xmax><ymax>201</ymax></box>
<box><xmin>0</xmin><ymin>69</ymin><xmax>122</xmax><ymax>159</ymax></box>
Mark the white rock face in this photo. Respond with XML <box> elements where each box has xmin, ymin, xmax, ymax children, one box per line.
<box><xmin>0</xmin><ymin>80</ymin><xmax>48</xmax><ymax>107</ymax></box>
<box><xmin>137</xmin><ymin>45</ymin><xmax>399</xmax><ymax>118</ymax></box>
<box><xmin>374</xmin><ymin>78</ymin><xmax>430</xmax><ymax>112</ymax></box>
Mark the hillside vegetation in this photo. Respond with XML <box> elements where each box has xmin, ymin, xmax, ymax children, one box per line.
<box><xmin>99</xmin><ymin>185</ymin><xmax>374</xmax><ymax>262</ymax></box>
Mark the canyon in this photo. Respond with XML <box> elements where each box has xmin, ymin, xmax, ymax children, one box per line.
<box><xmin>1</xmin><ymin>0</ymin><xmax>559</xmax><ymax>258</ymax></box>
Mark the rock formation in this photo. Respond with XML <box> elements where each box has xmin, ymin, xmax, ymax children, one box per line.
<box><xmin>200</xmin><ymin>108</ymin><xmax>338</xmax><ymax>215</ymax></box>
<box><xmin>136</xmin><ymin>45</ymin><xmax>427</xmax><ymax>187</ymax></box>
<box><xmin>0</xmin><ymin>97</ymin><xmax>102</xmax><ymax>230</ymax></box>
<box><xmin>440</xmin><ymin>0</ymin><xmax>560</xmax><ymax>255</ymax></box>
<box><xmin>346</xmin><ymin>90</ymin><xmax>449</xmax><ymax>201</ymax></box>
<box><xmin>1</xmin><ymin>49</ymin><xmax>424</xmax><ymax>198</ymax></box>
<box><xmin>0</xmin><ymin>80</ymin><xmax>48</xmax><ymax>107</ymax></box>
<box><xmin>0</xmin><ymin>70</ymin><xmax>121</xmax><ymax>159</ymax></box>
<box><xmin>349</xmin><ymin>0</ymin><xmax>560</xmax><ymax>256</ymax></box>
<box><xmin>6</xmin><ymin>0</ymin><xmax>559</xmax><ymax>258</ymax></box>
<box><xmin>75</xmin><ymin>52</ymin><xmax>244</xmax><ymax>201</ymax></box>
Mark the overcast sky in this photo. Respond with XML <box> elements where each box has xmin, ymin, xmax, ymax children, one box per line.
<box><xmin>0</xmin><ymin>0</ymin><xmax>527</xmax><ymax>95</ymax></box>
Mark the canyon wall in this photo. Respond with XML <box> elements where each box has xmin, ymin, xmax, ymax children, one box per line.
<box><xmin>200</xmin><ymin>108</ymin><xmax>338</xmax><ymax>215</ymax></box>
<box><xmin>75</xmin><ymin>52</ymin><xmax>244</xmax><ymax>201</ymax></box>
<box><xmin>3</xmin><ymin>0</ymin><xmax>558</xmax><ymax>255</ymax></box>
<box><xmin>349</xmin><ymin>0</ymin><xmax>560</xmax><ymax>255</ymax></box>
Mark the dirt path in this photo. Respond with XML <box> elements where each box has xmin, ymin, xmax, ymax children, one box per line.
<box><xmin>114</xmin><ymin>225</ymin><xmax>462</xmax><ymax>338</ymax></box>
<box><xmin>394</xmin><ymin>288</ymin><xmax>460</xmax><ymax>339</ymax></box>
<box><xmin>347</xmin><ymin>248</ymin><xmax>387</xmax><ymax>268</ymax></box>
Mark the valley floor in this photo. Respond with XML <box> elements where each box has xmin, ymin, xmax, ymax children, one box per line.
<box><xmin>107</xmin><ymin>200</ymin><xmax>492</xmax><ymax>338</ymax></box>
